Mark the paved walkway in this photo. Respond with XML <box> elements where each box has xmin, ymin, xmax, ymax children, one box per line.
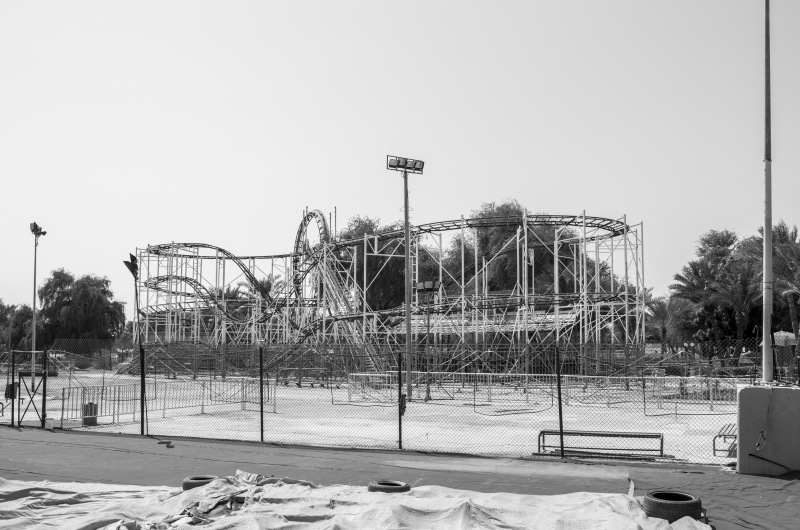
<box><xmin>0</xmin><ymin>427</ymin><xmax>797</xmax><ymax>529</ymax></box>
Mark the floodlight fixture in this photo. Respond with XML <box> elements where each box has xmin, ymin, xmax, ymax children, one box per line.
<box><xmin>415</xmin><ymin>280</ymin><xmax>441</xmax><ymax>293</ymax></box>
<box><xmin>30</xmin><ymin>222</ymin><xmax>46</xmax><ymax>237</ymax></box>
<box><xmin>123</xmin><ymin>253</ymin><xmax>139</xmax><ymax>280</ymax></box>
<box><xmin>386</xmin><ymin>155</ymin><xmax>424</xmax><ymax>175</ymax></box>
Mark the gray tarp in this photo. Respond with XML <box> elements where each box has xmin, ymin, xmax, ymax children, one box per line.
<box><xmin>0</xmin><ymin>470</ymin><xmax>710</xmax><ymax>529</ymax></box>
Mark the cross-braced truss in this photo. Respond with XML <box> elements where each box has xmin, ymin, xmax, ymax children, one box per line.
<box><xmin>137</xmin><ymin>210</ymin><xmax>645</xmax><ymax>374</ymax></box>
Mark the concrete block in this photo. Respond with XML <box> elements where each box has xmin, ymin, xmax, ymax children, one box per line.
<box><xmin>738</xmin><ymin>385</ymin><xmax>800</xmax><ymax>475</ymax></box>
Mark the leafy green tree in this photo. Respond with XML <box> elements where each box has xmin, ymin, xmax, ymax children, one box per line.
<box><xmin>764</xmin><ymin>221</ymin><xmax>800</xmax><ymax>337</ymax></box>
<box><xmin>38</xmin><ymin>268</ymin><xmax>75</xmax><ymax>340</ymax></box>
<box><xmin>707</xmin><ymin>260</ymin><xmax>762</xmax><ymax>348</ymax></box>
<box><xmin>0</xmin><ymin>299</ymin><xmax>16</xmax><ymax>351</ymax></box>
<box><xmin>36</xmin><ymin>270</ymin><xmax>125</xmax><ymax>344</ymax></box>
<box><xmin>647</xmin><ymin>295</ymin><xmax>696</xmax><ymax>354</ymax></box>
<box><xmin>336</xmin><ymin>215</ymin><xmax>409</xmax><ymax>311</ymax></box>
<box><xmin>670</xmin><ymin>230</ymin><xmax>749</xmax><ymax>341</ymax></box>
<box><xmin>6</xmin><ymin>305</ymin><xmax>37</xmax><ymax>350</ymax></box>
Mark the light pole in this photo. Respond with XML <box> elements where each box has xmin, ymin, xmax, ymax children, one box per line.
<box><xmin>762</xmin><ymin>0</ymin><xmax>773</xmax><ymax>382</ymax></box>
<box><xmin>30</xmin><ymin>222</ymin><xmax>46</xmax><ymax>393</ymax></box>
<box><xmin>123</xmin><ymin>252</ymin><xmax>146</xmax><ymax>435</ymax></box>
<box><xmin>387</xmin><ymin>156</ymin><xmax>425</xmax><ymax>399</ymax></box>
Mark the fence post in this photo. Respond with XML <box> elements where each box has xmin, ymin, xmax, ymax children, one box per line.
<box><xmin>259</xmin><ymin>346</ymin><xmax>264</xmax><ymax>443</ymax></box>
<box><xmin>42</xmin><ymin>351</ymin><xmax>48</xmax><ymax>429</ymax></box>
<box><xmin>241</xmin><ymin>378</ymin><xmax>246</xmax><ymax>411</ymax></box>
<box><xmin>708</xmin><ymin>378</ymin><xmax>714</xmax><ymax>411</ymax></box>
<box><xmin>554</xmin><ymin>344</ymin><xmax>565</xmax><ymax>458</ymax></box>
<box><xmin>60</xmin><ymin>387</ymin><xmax>65</xmax><ymax>429</ymax></box>
<box><xmin>606</xmin><ymin>376</ymin><xmax>611</xmax><ymax>408</ymax></box>
<box><xmin>162</xmin><ymin>383</ymin><xmax>167</xmax><ymax>418</ymax></box>
<box><xmin>201</xmin><ymin>381</ymin><xmax>205</xmax><ymax>414</ymax></box>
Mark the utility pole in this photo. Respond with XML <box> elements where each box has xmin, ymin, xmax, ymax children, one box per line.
<box><xmin>762</xmin><ymin>0</ymin><xmax>773</xmax><ymax>382</ymax></box>
<box><xmin>386</xmin><ymin>156</ymin><xmax>425</xmax><ymax>398</ymax></box>
<box><xmin>403</xmin><ymin>169</ymin><xmax>412</xmax><ymax>398</ymax></box>
<box><xmin>30</xmin><ymin>222</ymin><xmax>46</xmax><ymax>396</ymax></box>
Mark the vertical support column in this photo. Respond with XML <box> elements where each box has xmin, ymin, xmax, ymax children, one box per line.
<box><xmin>595</xmin><ymin>235</ymin><xmax>601</xmax><ymax>368</ymax></box>
<box><xmin>582</xmin><ymin>213</ymin><xmax>589</xmax><ymax>375</ymax></box>
<box><xmin>461</xmin><ymin>216</ymin><xmax>466</xmax><ymax>349</ymax></box>
<box><xmin>640</xmin><ymin>223</ymin><xmax>646</xmax><ymax>353</ymax></box>
<box><xmin>221</xmin><ymin>257</ymin><xmax>227</xmax><ymax>379</ymax></box>
<box><xmin>523</xmin><ymin>212</ymin><xmax>529</xmax><ymax>375</ymax></box>
<box><xmin>363</xmin><ymin>234</ymin><xmax>368</xmax><ymax>348</ymax></box>
<box><xmin>474</xmin><ymin>227</ymin><xmax>479</xmax><ymax>346</ymax></box>
<box><xmin>438</xmin><ymin>233</ymin><xmax>443</xmax><ymax>372</ymax></box>
<box><xmin>554</xmin><ymin>230</ymin><xmax>560</xmax><ymax>344</ymax></box>
<box><xmin>516</xmin><ymin>227</ymin><xmax>521</xmax><ymax>365</ymax></box>
<box><xmin>623</xmin><ymin>215</ymin><xmax>630</xmax><ymax>378</ymax></box>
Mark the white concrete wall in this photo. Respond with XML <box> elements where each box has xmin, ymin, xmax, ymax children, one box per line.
<box><xmin>738</xmin><ymin>385</ymin><xmax>800</xmax><ymax>475</ymax></box>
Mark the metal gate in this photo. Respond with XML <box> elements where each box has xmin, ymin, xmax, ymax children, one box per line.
<box><xmin>4</xmin><ymin>351</ymin><xmax>48</xmax><ymax>428</ymax></box>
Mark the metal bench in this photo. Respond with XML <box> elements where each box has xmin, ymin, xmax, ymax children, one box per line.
<box><xmin>538</xmin><ymin>430</ymin><xmax>664</xmax><ymax>458</ymax></box>
<box><xmin>713</xmin><ymin>423</ymin><xmax>737</xmax><ymax>457</ymax></box>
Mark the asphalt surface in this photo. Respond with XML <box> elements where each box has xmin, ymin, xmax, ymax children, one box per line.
<box><xmin>0</xmin><ymin>427</ymin><xmax>797</xmax><ymax>529</ymax></box>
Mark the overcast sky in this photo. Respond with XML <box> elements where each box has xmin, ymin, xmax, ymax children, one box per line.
<box><xmin>1</xmin><ymin>1</ymin><xmax>799</xmax><ymax>319</ymax></box>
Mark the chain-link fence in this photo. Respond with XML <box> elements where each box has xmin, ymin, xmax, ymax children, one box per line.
<box><xmin>4</xmin><ymin>338</ymin><xmax>797</xmax><ymax>465</ymax></box>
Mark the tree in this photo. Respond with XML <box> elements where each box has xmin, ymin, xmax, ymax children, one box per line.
<box><xmin>670</xmin><ymin>230</ymin><xmax>751</xmax><ymax>341</ymax></box>
<box><xmin>35</xmin><ymin>270</ymin><xmax>126</xmax><ymax>345</ymax></box>
<box><xmin>647</xmin><ymin>295</ymin><xmax>696</xmax><ymax>353</ymax></box>
<box><xmin>38</xmin><ymin>268</ymin><xmax>75</xmax><ymax>340</ymax></box>
<box><xmin>6</xmin><ymin>305</ymin><xmax>37</xmax><ymax>351</ymax></box>
<box><xmin>706</xmin><ymin>260</ymin><xmax>762</xmax><ymax>346</ymax></box>
<box><xmin>336</xmin><ymin>215</ymin><xmax>408</xmax><ymax>311</ymax></box>
<box><xmin>0</xmin><ymin>299</ymin><xmax>16</xmax><ymax>351</ymax></box>
<box><xmin>766</xmin><ymin>221</ymin><xmax>800</xmax><ymax>338</ymax></box>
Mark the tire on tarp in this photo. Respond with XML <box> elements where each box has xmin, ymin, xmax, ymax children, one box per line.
<box><xmin>643</xmin><ymin>490</ymin><xmax>702</xmax><ymax>523</ymax></box>
<box><xmin>368</xmin><ymin>480</ymin><xmax>411</xmax><ymax>493</ymax></box>
<box><xmin>182</xmin><ymin>475</ymin><xmax>218</xmax><ymax>491</ymax></box>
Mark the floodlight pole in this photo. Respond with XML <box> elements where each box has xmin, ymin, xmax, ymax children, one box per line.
<box><xmin>762</xmin><ymin>0</ymin><xmax>774</xmax><ymax>383</ymax></box>
<box><xmin>403</xmin><ymin>169</ymin><xmax>412</xmax><ymax>398</ymax></box>
<box><xmin>30</xmin><ymin>224</ymin><xmax>45</xmax><ymax>394</ymax></box>
<box><xmin>32</xmin><ymin>232</ymin><xmax>39</xmax><ymax>387</ymax></box>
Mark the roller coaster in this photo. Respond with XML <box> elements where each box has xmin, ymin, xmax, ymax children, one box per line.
<box><xmin>136</xmin><ymin>209</ymin><xmax>645</xmax><ymax>375</ymax></box>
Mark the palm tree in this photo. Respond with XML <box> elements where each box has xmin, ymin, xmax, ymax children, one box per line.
<box><xmin>770</xmin><ymin>221</ymin><xmax>800</xmax><ymax>338</ymax></box>
<box><xmin>706</xmin><ymin>261</ymin><xmax>762</xmax><ymax>360</ymax></box>
<box><xmin>670</xmin><ymin>260</ymin><xmax>714</xmax><ymax>303</ymax></box>
<box><xmin>742</xmin><ymin>221</ymin><xmax>800</xmax><ymax>339</ymax></box>
<box><xmin>647</xmin><ymin>295</ymin><xmax>696</xmax><ymax>355</ymax></box>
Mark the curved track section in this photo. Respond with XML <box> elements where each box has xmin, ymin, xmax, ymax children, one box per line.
<box><xmin>139</xmin><ymin>210</ymin><xmax>644</xmax><ymax>373</ymax></box>
<box><xmin>330</xmin><ymin>214</ymin><xmax>629</xmax><ymax>252</ymax></box>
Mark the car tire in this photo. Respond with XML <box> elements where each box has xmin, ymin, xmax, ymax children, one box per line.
<box><xmin>368</xmin><ymin>480</ymin><xmax>411</xmax><ymax>493</ymax></box>
<box><xmin>182</xmin><ymin>475</ymin><xmax>218</xmax><ymax>491</ymax></box>
<box><xmin>643</xmin><ymin>490</ymin><xmax>702</xmax><ymax>523</ymax></box>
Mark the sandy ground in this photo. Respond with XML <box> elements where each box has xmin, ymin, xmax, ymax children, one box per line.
<box><xmin>2</xmin><ymin>372</ymin><xmax>739</xmax><ymax>465</ymax></box>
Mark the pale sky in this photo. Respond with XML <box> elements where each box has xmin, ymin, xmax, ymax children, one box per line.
<box><xmin>1</xmin><ymin>1</ymin><xmax>799</xmax><ymax>319</ymax></box>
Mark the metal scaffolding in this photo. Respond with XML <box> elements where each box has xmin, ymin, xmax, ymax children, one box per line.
<box><xmin>136</xmin><ymin>210</ymin><xmax>645</xmax><ymax>375</ymax></box>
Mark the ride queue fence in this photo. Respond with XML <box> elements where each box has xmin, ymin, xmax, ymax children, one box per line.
<box><xmin>2</xmin><ymin>339</ymin><xmax>797</xmax><ymax>464</ymax></box>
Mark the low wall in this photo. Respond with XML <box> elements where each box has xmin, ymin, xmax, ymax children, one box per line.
<box><xmin>738</xmin><ymin>385</ymin><xmax>800</xmax><ymax>475</ymax></box>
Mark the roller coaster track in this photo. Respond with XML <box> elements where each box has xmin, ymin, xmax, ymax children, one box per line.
<box><xmin>142</xmin><ymin>213</ymin><xmax>636</xmax><ymax>373</ymax></box>
<box><xmin>329</xmin><ymin>214</ymin><xmax>629</xmax><ymax>252</ymax></box>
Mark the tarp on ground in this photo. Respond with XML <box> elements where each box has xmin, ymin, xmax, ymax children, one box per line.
<box><xmin>0</xmin><ymin>470</ymin><xmax>710</xmax><ymax>530</ymax></box>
